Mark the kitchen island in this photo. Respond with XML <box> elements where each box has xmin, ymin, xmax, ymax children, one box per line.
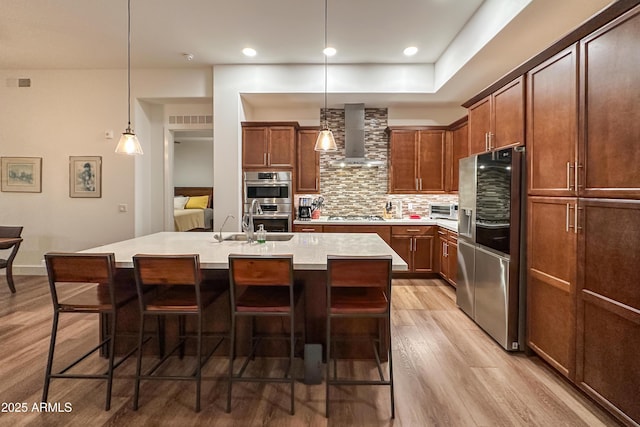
<box><xmin>83</xmin><ymin>231</ymin><xmax>406</xmax><ymax>357</ymax></box>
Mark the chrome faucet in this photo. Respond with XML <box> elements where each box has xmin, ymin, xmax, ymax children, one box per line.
<box><xmin>242</xmin><ymin>200</ymin><xmax>262</xmax><ymax>243</ymax></box>
<box><xmin>214</xmin><ymin>214</ymin><xmax>234</xmax><ymax>242</ymax></box>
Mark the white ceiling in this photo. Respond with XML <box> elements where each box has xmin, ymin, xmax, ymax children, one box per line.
<box><xmin>1</xmin><ymin>0</ymin><xmax>614</xmax><ymax>108</ymax></box>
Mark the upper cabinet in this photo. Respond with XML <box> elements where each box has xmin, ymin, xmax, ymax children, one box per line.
<box><xmin>579</xmin><ymin>9</ymin><xmax>640</xmax><ymax>199</ymax></box>
<box><xmin>527</xmin><ymin>45</ymin><xmax>579</xmax><ymax>197</ymax></box>
<box><xmin>296</xmin><ymin>127</ymin><xmax>320</xmax><ymax>194</ymax></box>
<box><xmin>468</xmin><ymin>76</ymin><xmax>525</xmax><ymax>156</ymax></box>
<box><xmin>242</xmin><ymin>122</ymin><xmax>297</xmax><ymax>169</ymax></box>
<box><xmin>388</xmin><ymin>128</ymin><xmax>446</xmax><ymax>194</ymax></box>
<box><xmin>447</xmin><ymin>118</ymin><xmax>469</xmax><ymax>193</ymax></box>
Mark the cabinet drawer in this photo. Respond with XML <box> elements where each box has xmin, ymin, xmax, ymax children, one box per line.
<box><xmin>293</xmin><ymin>224</ymin><xmax>323</xmax><ymax>233</ymax></box>
<box><xmin>448</xmin><ymin>230</ymin><xmax>458</xmax><ymax>243</ymax></box>
<box><xmin>392</xmin><ymin>225</ymin><xmax>435</xmax><ymax>236</ymax></box>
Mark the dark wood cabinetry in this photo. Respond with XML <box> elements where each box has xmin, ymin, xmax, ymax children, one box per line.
<box><xmin>576</xmin><ymin>198</ymin><xmax>640</xmax><ymax>424</ymax></box>
<box><xmin>388</xmin><ymin>128</ymin><xmax>446</xmax><ymax>194</ymax></box>
<box><xmin>447</xmin><ymin>118</ymin><xmax>468</xmax><ymax>193</ymax></box>
<box><xmin>296</xmin><ymin>127</ymin><xmax>320</xmax><ymax>193</ymax></box>
<box><xmin>391</xmin><ymin>226</ymin><xmax>435</xmax><ymax>273</ymax></box>
<box><xmin>437</xmin><ymin>228</ymin><xmax>458</xmax><ymax>287</ymax></box>
<box><xmin>580</xmin><ymin>10</ymin><xmax>640</xmax><ymax>200</ymax></box>
<box><xmin>468</xmin><ymin>76</ymin><xmax>525</xmax><ymax>156</ymax></box>
<box><xmin>292</xmin><ymin>224</ymin><xmax>323</xmax><ymax>233</ymax></box>
<box><xmin>242</xmin><ymin>122</ymin><xmax>297</xmax><ymax>169</ymax></box>
<box><xmin>527</xmin><ymin>196</ymin><xmax>577</xmax><ymax>379</ymax></box>
<box><xmin>522</xmin><ymin>6</ymin><xmax>640</xmax><ymax>425</ymax></box>
<box><xmin>527</xmin><ymin>45</ymin><xmax>578</xmax><ymax>197</ymax></box>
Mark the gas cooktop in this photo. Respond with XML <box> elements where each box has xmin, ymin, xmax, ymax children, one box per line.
<box><xmin>328</xmin><ymin>215</ymin><xmax>386</xmax><ymax>221</ymax></box>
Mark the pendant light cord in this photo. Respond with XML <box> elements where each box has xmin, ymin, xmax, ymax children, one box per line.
<box><xmin>127</xmin><ymin>0</ymin><xmax>132</xmax><ymax>129</ymax></box>
<box><xmin>323</xmin><ymin>0</ymin><xmax>328</xmax><ymax>129</ymax></box>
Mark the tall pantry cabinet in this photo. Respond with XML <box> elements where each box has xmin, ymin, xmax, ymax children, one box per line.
<box><xmin>526</xmin><ymin>6</ymin><xmax>640</xmax><ymax>425</ymax></box>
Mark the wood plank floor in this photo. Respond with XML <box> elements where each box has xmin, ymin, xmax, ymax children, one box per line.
<box><xmin>0</xmin><ymin>276</ymin><xmax>620</xmax><ymax>426</ymax></box>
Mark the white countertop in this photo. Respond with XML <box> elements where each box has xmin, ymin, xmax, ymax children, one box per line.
<box><xmin>82</xmin><ymin>231</ymin><xmax>408</xmax><ymax>271</ymax></box>
<box><xmin>294</xmin><ymin>216</ymin><xmax>458</xmax><ymax>232</ymax></box>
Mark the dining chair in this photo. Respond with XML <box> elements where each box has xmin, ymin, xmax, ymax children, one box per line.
<box><xmin>325</xmin><ymin>255</ymin><xmax>394</xmax><ymax>418</ymax></box>
<box><xmin>42</xmin><ymin>252</ymin><xmax>138</xmax><ymax>410</ymax></box>
<box><xmin>0</xmin><ymin>226</ymin><xmax>23</xmax><ymax>293</ymax></box>
<box><xmin>227</xmin><ymin>254</ymin><xmax>303</xmax><ymax>415</ymax></box>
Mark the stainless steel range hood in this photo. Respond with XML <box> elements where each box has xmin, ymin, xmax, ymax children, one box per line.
<box><xmin>328</xmin><ymin>103</ymin><xmax>384</xmax><ymax>167</ymax></box>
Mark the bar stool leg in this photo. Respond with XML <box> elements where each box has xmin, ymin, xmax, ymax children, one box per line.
<box><xmin>226</xmin><ymin>313</ymin><xmax>236</xmax><ymax>413</ymax></box>
<box><xmin>388</xmin><ymin>315</ymin><xmax>395</xmax><ymax>419</ymax></box>
<box><xmin>105</xmin><ymin>310</ymin><xmax>117</xmax><ymax>410</ymax></box>
<box><xmin>133</xmin><ymin>314</ymin><xmax>146</xmax><ymax>411</ymax></box>
<box><xmin>289</xmin><ymin>309</ymin><xmax>295</xmax><ymax>415</ymax></box>
<box><xmin>42</xmin><ymin>311</ymin><xmax>60</xmax><ymax>404</ymax></box>
<box><xmin>195</xmin><ymin>314</ymin><xmax>202</xmax><ymax>412</ymax></box>
<box><xmin>325</xmin><ymin>315</ymin><xmax>331</xmax><ymax>418</ymax></box>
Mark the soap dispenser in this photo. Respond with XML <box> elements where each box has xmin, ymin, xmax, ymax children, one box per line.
<box><xmin>256</xmin><ymin>224</ymin><xmax>266</xmax><ymax>244</ymax></box>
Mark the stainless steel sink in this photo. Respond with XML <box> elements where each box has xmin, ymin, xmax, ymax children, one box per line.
<box><xmin>223</xmin><ymin>233</ymin><xmax>294</xmax><ymax>242</ymax></box>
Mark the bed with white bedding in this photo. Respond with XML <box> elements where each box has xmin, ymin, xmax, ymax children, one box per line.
<box><xmin>173</xmin><ymin>187</ymin><xmax>213</xmax><ymax>231</ymax></box>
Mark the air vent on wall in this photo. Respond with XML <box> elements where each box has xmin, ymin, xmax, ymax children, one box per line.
<box><xmin>168</xmin><ymin>115</ymin><xmax>212</xmax><ymax>125</ymax></box>
<box><xmin>18</xmin><ymin>78</ymin><xmax>31</xmax><ymax>87</ymax></box>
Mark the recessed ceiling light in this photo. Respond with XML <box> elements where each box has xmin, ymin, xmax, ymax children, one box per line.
<box><xmin>403</xmin><ymin>46</ymin><xmax>418</xmax><ymax>56</ymax></box>
<box><xmin>242</xmin><ymin>47</ymin><xmax>257</xmax><ymax>57</ymax></box>
<box><xmin>323</xmin><ymin>47</ymin><xmax>336</xmax><ymax>57</ymax></box>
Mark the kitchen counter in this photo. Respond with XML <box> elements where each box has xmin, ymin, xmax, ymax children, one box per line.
<box><xmin>82</xmin><ymin>231</ymin><xmax>408</xmax><ymax>271</ymax></box>
<box><xmin>294</xmin><ymin>216</ymin><xmax>458</xmax><ymax>232</ymax></box>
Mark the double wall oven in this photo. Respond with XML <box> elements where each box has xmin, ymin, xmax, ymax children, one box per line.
<box><xmin>243</xmin><ymin>171</ymin><xmax>292</xmax><ymax>232</ymax></box>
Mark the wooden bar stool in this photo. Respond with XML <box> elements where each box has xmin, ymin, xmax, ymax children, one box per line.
<box><xmin>325</xmin><ymin>255</ymin><xmax>395</xmax><ymax>418</ymax></box>
<box><xmin>0</xmin><ymin>225</ymin><xmax>23</xmax><ymax>293</ymax></box>
<box><xmin>132</xmin><ymin>254</ymin><xmax>226</xmax><ymax>412</ymax></box>
<box><xmin>42</xmin><ymin>252</ymin><xmax>138</xmax><ymax>411</ymax></box>
<box><xmin>227</xmin><ymin>254</ymin><xmax>303</xmax><ymax>415</ymax></box>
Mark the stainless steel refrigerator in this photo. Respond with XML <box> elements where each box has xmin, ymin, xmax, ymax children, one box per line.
<box><xmin>457</xmin><ymin>147</ymin><xmax>525</xmax><ymax>351</ymax></box>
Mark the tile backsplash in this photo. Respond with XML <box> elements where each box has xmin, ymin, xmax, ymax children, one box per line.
<box><xmin>297</xmin><ymin>107</ymin><xmax>458</xmax><ymax>217</ymax></box>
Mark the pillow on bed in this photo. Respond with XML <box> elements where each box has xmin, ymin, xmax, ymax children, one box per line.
<box><xmin>174</xmin><ymin>196</ymin><xmax>189</xmax><ymax>209</ymax></box>
<box><xmin>185</xmin><ymin>195</ymin><xmax>209</xmax><ymax>209</ymax></box>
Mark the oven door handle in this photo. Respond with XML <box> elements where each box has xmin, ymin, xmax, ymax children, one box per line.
<box><xmin>245</xmin><ymin>182</ymin><xmax>290</xmax><ymax>187</ymax></box>
<box><xmin>251</xmin><ymin>214</ymin><xmax>291</xmax><ymax>219</ymax></box>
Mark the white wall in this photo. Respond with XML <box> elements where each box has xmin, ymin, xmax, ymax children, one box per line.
<box><xmin>0</xmin><ymin>68</ymin><xmax>212</xmax><ymax>273</ymax></box>
<box><xmin>174</xmin><ymin>140</ymin><xmax>214</xmax><ymax>186</ymax></box>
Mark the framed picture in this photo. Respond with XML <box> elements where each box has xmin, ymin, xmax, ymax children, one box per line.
<box><xmin>1</xmin><ymin>157</ymin><xmax>42</xmax><ymax>193</ymax></box>
<box><xmin>69</xmin><ymin>156</ymin><xmax>102</xmax><ymax>198</ymax></box>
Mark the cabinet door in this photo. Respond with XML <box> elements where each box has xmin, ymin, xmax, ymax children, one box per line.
<box><xmin>438</xmin><ymin>234</ymin><xmax>448</xmax><ymax>278</ymax></box>
<box><xmin>575</xmin><ymin>198</ymin><xmax>640</xmax><ymax>423</ymax></box>
<box><xmin>468</xmin><ymin>96</ymin><xmax>491</xmax><ymax>155</ymax></box>
<box><xmin>527</xmin><ymin>45</ymin><xmax>578</xmax><ymax>197</ymax></box>
<box><xmin>417</xmin><ymin>130</ymin><xmax>446</xmax><ymax>193</ymax></box>
<box><xmin>296</xmin><ymin>129</ymin><xmax>320</xmax><ymax>193</ymax></box>
<box><xmin>527</xmin><ymin>196</ymin><xmax>577</xmax><ymax>379</ymax></box>
<box><xmin>391</xmin><ymin>235</ymin><xmax>413</xmax><ymax>270</ymax></box>
<box><xmin>242</xmin><ymin>127</ymin><xmax>268</xmax><ymax>168</ymax></box>
<box><xmin>580</xmin><ymin>8</ymin><xmax>640</xmax><ymax>199</ymax></box>
<box><xmin>448</xmin><ymin>239</ymin><xmax>458</xmax><ymax>288</ymax></box>
<box><xmin>389</xmin><ymin>130</ymin><xmax>418</xmax><ymax>193</ymax></box>
<box><xmin>413</xmin><ymin>236</ymin><xmax>435</xmax><ymax>273</ymax></box>
<box><xmin>492</xmin><ymin>76</ymin><xmax>525</xmax><ymax>150</ymax></box>
<box><xmin>268</xmin><ymin>127</ymin><xmax>295</xmax><ymax>168</ymax></box>
<box><xmin>449</xmin><ymin>121</ymin><xmax>468</xmax><ymax>192</ymax></box>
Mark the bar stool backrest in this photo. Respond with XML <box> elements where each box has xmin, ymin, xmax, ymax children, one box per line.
<box><xmin>44</xmin><ymin>252</ymin><xmax>116</xmax><ymax>312</ymax></box>
<box><xmin>229</xmin><ymin>255</ymin><xmax>293</xmax><ymax>287</ymax></box>
<box><xmin>132</xmin><ymin>254</ymin><xmax>202</xmax><ymax>310</ymax></box>
<box><xmin>327</xmin><ymin>255</ymin><xmax>392</xmax><ymax>291</ymax></box>
<box><xmin>0</xmin><ymin>225</ymin><xmax>23</xmax><ymax>244</ymax></box>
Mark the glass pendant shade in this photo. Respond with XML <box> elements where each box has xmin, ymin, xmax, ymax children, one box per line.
<box><xmin>115</xmin><ymin>127</ymin><xmax>143</xmax><ymax>155</ymax></box>
<box><xmin>116</xmin><ymin>0</ymin><xmax>143</xmax><ymax>155</ymax></box>
<box><xmin>314</xmin><ymin>128</ymin><xmax>337</xmax><ymax>151</ymax></box>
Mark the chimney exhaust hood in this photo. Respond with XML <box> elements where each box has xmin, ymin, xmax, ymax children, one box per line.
<box><xmin>328</xmin><ymin>103</ymin><xmax>384</xmax><ymax>167</ymax></box>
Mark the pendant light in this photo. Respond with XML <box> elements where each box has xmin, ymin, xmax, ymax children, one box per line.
<box><xmin>314</xmin><ymin>0</ymin><xmax>337</xmax><ymax>151</ymax></box>
<box><xmin>115</xmin><ymin>0</ymin><xmax>143</xmax><ymax>155</ymax></box>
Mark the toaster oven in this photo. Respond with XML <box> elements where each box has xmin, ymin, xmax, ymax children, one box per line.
<box><xmin>429</xmin><ymin>203</ymin><xmax>458</xmax><ymax>220</ymax></box>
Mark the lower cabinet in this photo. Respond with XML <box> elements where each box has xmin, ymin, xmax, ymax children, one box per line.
<box><xmin>391</xmin><ymin>226</ymin><xmax>436</xmax><ymax>273</ymax></box>
<box><xmin>438</xmin><ymin>228</ymin><xmax>458</xmax><ymax>287</ymax></box>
